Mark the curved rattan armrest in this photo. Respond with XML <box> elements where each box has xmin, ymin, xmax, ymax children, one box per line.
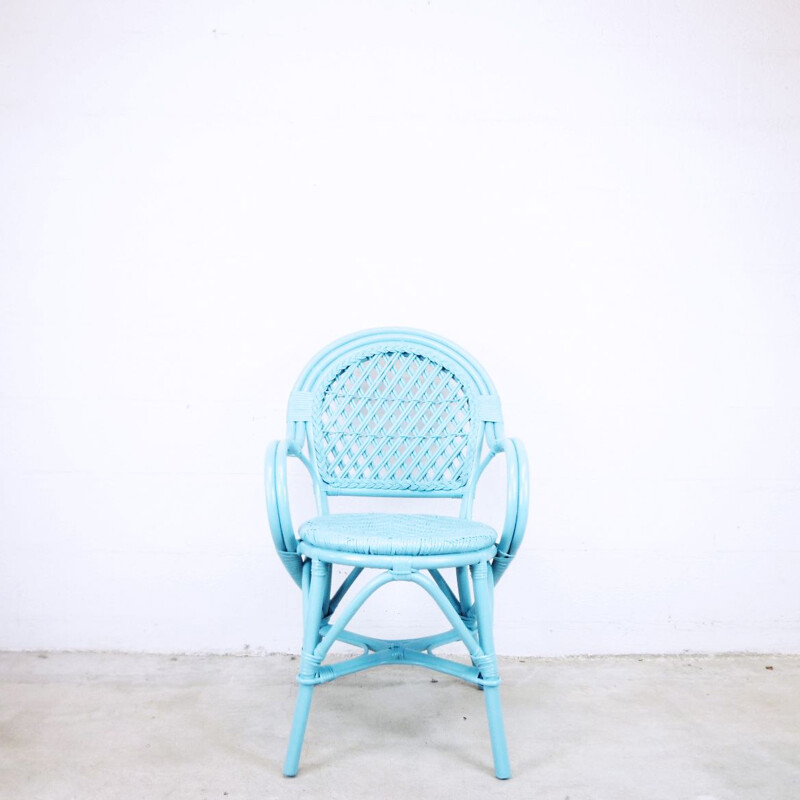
<box><xmin>264</xmin><ymin>439</ymin><xmax>308</xmax><ymax>587</ymax></box>
<box><xmin>487</xmin><ymin>437</ymin><xmax>529</xmax><ymax>583</ymax></box>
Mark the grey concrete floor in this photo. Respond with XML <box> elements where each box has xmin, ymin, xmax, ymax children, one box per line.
<box><xmin>0</xmin><ymin>652</ymin><xmax>798</xmax><ymax>800</ymax></box>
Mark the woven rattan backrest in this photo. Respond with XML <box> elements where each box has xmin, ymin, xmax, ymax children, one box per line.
<box><xmin>315</xmin><ymin>348</ymin><xmax>475</xmax><ymax>492</ymax></box>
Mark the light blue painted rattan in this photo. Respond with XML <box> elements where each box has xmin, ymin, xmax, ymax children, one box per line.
<box><xmin>264</xmin><ymin>328</ymin><xmax>529</xmax><ymax>779</ymax></box>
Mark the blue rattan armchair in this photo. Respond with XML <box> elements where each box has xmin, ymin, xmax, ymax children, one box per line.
<box><xmin>264</xmin><ymin>328</ymin><xmax>528</xmax><ymax>779</ymax></box>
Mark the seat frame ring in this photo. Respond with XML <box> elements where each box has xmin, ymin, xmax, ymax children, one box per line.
<box><xmin>296</xmin><ymin>542</ymin><xmax>498</xmax><ymax>570</ymax></box>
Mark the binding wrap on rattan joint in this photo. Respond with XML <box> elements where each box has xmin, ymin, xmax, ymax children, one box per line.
<box><xmin>475</xmin><ymin>394</ymin><xmax>504</xmax><ymax>452</ymax></box>
<box><xmin>276</xmin><ymin>548</ymin><xmax>304</xmax><ymax>586</ymax></box>
<box><xmin>286</xmin><ymin>390</ymin><xmax>314</xmax><ymax>452</ymax></box>
<box><xmin>287</xmin><ymin>391</ymin><xmax>314</xmax><ymax>421</ymax></box>
<box><xmin>474</xmin><ymin>395</ymin><xmax>502</xmax><ymax>422</ymax></box>
<box><xmin>491</xmin><ymin>549</ymin><xmax>514</xmax><ymax>582</ymax></box>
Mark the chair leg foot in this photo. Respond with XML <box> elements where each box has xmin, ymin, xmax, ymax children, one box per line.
<box><xmin>283</xmin><ymin>683</ymin><xmax>315</xmax><ymax>777</ymax></box>
<box><xmin>483</xmin><ymin>684</ymin><xmax>511</xmax><ymax>779</ymax></box>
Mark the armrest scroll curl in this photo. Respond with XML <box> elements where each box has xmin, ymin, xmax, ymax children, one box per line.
<box><xmin>264</xmin><ymin>439</ymin><xmax>307</xmax><ymax>587</ymax></box>
<box><xmin>491</xmin><ymin>437</ymin><xmax>529</xmax><ymax>583</ymax></box>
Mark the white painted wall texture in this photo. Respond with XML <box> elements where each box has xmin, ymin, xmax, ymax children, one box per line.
<box><xmin>1</xmin><ymin>1</ymin><xmax>799</xmax><ymax>656</ymax></box>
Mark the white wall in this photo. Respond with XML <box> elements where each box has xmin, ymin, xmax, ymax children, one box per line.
<box><xmin>1</xmin><ymin>1</ymin><xmax>799</xmax><ymax>656</ymax></box>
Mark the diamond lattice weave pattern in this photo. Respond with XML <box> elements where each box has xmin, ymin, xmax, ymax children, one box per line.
<box><xmin>314</xmin><ymin>350</ymin><xmax>474</xmax><ymax>492</ymax></box>
<box><xmin>299</xmin><ymin>513</ymin><xmax>497</xmax><ymax>556</ymax></box>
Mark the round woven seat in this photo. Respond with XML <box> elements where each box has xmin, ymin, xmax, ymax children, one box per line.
<box><xmin>299</xmin><ymin>513</ymin><xmax>497</xmax><ymax>556</ymax></box>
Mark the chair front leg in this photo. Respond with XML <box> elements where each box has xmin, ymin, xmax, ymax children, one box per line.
<box><xmin>471</xmin><ymin>560</ymin><xmax>511</xmax><ymax>780</ymax></box>
<box><xmin>283</xmin><ymin>558</ymin><xmax>329</xmax><ymax>777</ymax></box>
